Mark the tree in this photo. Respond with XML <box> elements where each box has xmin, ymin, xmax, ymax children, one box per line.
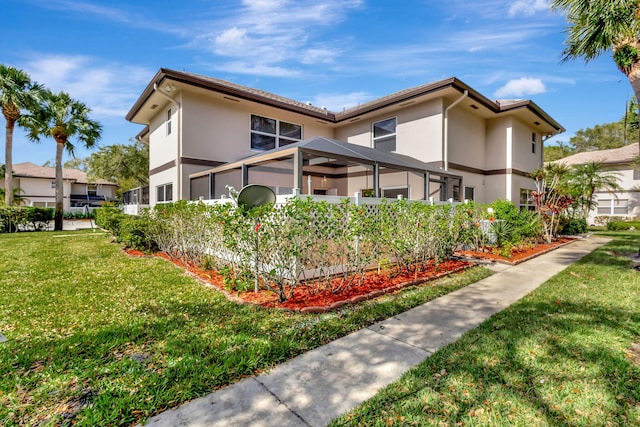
<box><xmin>0</xmin><ymin>65</ymin><xmax>42</xmax><ymax>206</ymax></box>
<box><xmin>544</xmin><ymin>140</ymin><xmax>574</xmax><ymax>162</ymax></box>
<box><xmin>21</xmin><ymin>90</ymin><xmax>101</xmax><ymax>230</ymax></box>
<box><xmin>531</xmin><ymin>163</ymin><xmax>574</xmax><ymax>243</ymax></box>
<box><xmin>564</xmin><ymin>161</ymin><xmax>622</xmax><ymax>218</ymax></box>
<box><xmin>551</xmin><ymin>0</ymin><xmax>640</xmax><ymax>99</ymax></box>
<box><xmin>85</xmin><ymin>139</ymin><xmax>149</xmax><ymax>193</ymax></box>
<box><xmin>568</xmin><ymin>119</ymin><xmax>637</xmax><ymax>152</ymax></box>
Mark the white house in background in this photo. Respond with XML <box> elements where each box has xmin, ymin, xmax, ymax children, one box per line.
<box><xmin>126</xmin><ymin>68</ymin><xmax>564</xmax><ymax>207</ymax></box>
<box><xmin>551</xmin><ymin>143</ymin><xmax>640</xmax><ymax>224</ymax></box>
<box><xmin>2</xmin><ymin>162</ymin><xmax>118</xmax><ymax>211</ymax></box>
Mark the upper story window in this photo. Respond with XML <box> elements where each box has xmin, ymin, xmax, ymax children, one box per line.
<box><xmin>373</xmin><ymin>118</ymin><xmax>396</xmax><ymax>152</ymax></box>
<box><xmin>87</xmin><ymin>184</ymin><xmax>97</xmax><ymax>196</ymax></box>
<box><xmin>250</xmin><ymin>114</ymin><xmax>302</xmax><ymax>150</ymax></box>
<box><xmin>531</xmin><ymin>132</ymin><xmax>536</xmax><ymax>154</ymax></box>
<box><xmin>167</xmin><ymin>109</ymin><xmax>172</xmax><ymax>135</ymax></box>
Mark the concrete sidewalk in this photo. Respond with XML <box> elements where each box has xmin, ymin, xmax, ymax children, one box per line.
<box><xmin>142</xmin><ymin>235</ymin><xmax>609</xmax><ymax>427</ymax></box>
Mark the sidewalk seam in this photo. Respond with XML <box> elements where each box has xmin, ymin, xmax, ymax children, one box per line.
<box><xmin>253</xmin><ymin>378</ymin><xmax>313</xmax><ymax>427</ymax></box>
<box><xmin>366</xmin><ymin>324</ymin><xmax>435</xmax><ymax>356</ymax></box>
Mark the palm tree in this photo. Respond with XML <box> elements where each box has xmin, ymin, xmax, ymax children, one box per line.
<box><xmin>21</xmin><ymin>90</ymin><xmax>101</xmax><ymax>230</ymax></box>
<box><xmin>565</xmin><ymin>161</ymin><xmax>622</xmax><ymax>218</ymax></box>
<box><xmin>551</xmin><ymin>0</ymin><xmax>640</xmax><ymax>98</ymax></box>
<box><xmin>0</xmin><ymin>65</ymin><xmax>42</xmax><ymax>206</ymax></box>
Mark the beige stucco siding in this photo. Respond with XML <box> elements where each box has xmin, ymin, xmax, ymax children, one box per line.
<box><xmin>448</xmin><ymin>107</ymin><xmax>486</xmax><ymax>170</ymax></box>
<box><xmin>149</xmin><ymin>107</ymin><xmax>178</xmax><ymax>170</ymax></box>
<box><xmin>180</xmin><ymin>90</ymin><xmax>335</xmax><ymax>163</ymax></box>
<box><xmin>511</xmin><ymin>118</ymin><xmax>541</xmax><ymax>173</ymax></box>
<box><xmin>485</xmin><ymin>117</ymin><xmax>511</xmax><ymax>171</ymax></box>
<box><xmin>335</xmin><ymin>99</ymin><xmax>443</xmax><ymax>165</ymax></box>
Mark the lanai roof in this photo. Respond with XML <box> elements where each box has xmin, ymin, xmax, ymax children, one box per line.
<box><xmin>191</xmin><ymin>136</ymin><xmax>461</xmax><ymax>179</ymax></box>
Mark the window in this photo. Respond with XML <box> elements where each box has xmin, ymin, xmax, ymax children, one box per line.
<box><xmin>464</xmin><ymin>186</ymin><xmax>475</xmax><ymax>201</ymax></box>
<box><xmin>50</xmin><ymin>181</ymin><xmax>56</xmax><ymax>189</ymax></box>
<box><xmin>166</xmin><ymin>109</ymin><xmax>172</xmax><ymax>135</ymax></box>
<box><xmin>531</xmin><ymin>132</ymin><xmax>536</xmax><ymax>154</ymax></box>
<box><xmin>520</xmin><ymin>188</ymin><xmax>535</xmax><ymax>211</ymax></box>
<box><xmin>87</xmin><ymin>184</ymin><xmax>97</xmax><ymax>197</ymax></box>
<box><xmin>382</xmin><ymin>186</ymin><xmax>409</xmax><ymax>199</ymax></box>
<box><xmin>373</xmin><ymin>118</ymin><xmax>396</xmax><ymax>152</ymax></box>
<box><xmin>250</xmin><ymin>114</ymin><xmax>302</xmax><ymax>150</ymax></box>
<box><xmin>598</xmin><ymin>199</ymin><xmax>629</xmax><ymax>215</ymax></box>
<box><xmin>156</xmin><ymin>183</ymin><xmax>173</xmax><ymax>203</ymax></box>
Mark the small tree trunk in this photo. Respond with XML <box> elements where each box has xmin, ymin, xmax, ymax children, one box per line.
<box><xmin>54</xmin><ymin>142</ymin><xmax>64</xmax><ymax>231</ymax></box>
<box><xmin>4</xmin><ymin>118</ymin><xmax>14</xmax><ymax>206</ymax></box>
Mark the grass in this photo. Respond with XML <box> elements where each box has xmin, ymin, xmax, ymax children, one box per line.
<box><xmin>0</xmin><ymin>230</ymin><xmax>490</xmax><ymax>426</ymax></box>
<box><xmin>330</xmin><ymin>230</ymin><xmax>640</xmax><ymax>427</ymax></box>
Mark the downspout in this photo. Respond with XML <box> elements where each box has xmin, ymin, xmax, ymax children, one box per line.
<box><xmin>153</xmin><ymin>83</ymin><xmax>181</xmax><ymax>201</ymax></box>
<box><xmin>443</xmin><ymin>90</ymin><xmax>468</xmax><ymax>171</ymax></box>
<box><xmin>541</xmin><ymin>134</ymin><xmax>552</xmax><ymax>165</ymax></box>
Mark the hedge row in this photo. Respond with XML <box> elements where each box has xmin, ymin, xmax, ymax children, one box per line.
<box><xmin>0</xmin><ymin>206</ymin><xmax>54</xmax><ymax>233</ymax></box>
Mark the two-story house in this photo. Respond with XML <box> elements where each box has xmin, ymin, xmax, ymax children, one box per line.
<box><xmin>126</xmin><ymin>69</ymin><xmax>564</xmax><ymax>207</ymax></box>
<box><xmin>4</xmin><ymin>162</ymin><xmax>118</xmax><ymax>210</ymax></box>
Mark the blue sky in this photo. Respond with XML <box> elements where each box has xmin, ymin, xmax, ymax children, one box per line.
<box><xmin>1</xmin><ymin>0</ymin><xmax>634</xmax><ymax>166</ymax></box>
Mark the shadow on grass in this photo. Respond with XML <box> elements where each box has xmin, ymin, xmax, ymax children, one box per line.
<box><xmin>331</xmin><ymin>236</ymin><xmax>640</xmax><ymax>426</ymax></box>
<box><xmin>1</xmin><ymin>267</ymin><xmax>489</xmax><ymax>427</ymax></box>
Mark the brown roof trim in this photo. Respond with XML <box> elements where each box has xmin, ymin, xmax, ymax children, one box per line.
<box><xmin>126</xmin><ymin>69</ymin><xmax>564</xmax><ymax>134</ymax></box>
<box><xmin>126</xmin><ymin>68</ymin><xmax>335</xmax><ymax>123</ymax></box>
<box><xmin>496</xmin><ymin>99</ymin><xmax>565</xmax><ymax>134</ymax></box>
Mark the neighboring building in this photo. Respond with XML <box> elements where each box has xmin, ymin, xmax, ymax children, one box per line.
<box><xmin>551</xmin><ymin>143</ymin><xmax>640</xmax><ymax>223</ymax></box>
<box><xmin>126</xmin><ymin>68</ymin><xmax>564</xmax><ymax>207</ymax></box>
<box><xmin>2</xmin><ymin>162</ymin><xmax>118</xmax><ymax>210</ymax></box>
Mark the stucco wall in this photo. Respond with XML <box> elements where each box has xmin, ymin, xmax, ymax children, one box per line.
<box><xmin>448</xmin><ymin>107</ymin><xmax>486</xmax><ymax>170</ymax></box>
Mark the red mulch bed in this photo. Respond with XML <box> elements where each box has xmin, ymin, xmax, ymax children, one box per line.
<box><xmin>456</xmin><ymin>237</ymin><xmax>577</xmax><ymax>265</ymax></box>
<box><xmin>124</xmin><ymin>249</ymin><xmax>474</xmax><ymax>312</ymax></box>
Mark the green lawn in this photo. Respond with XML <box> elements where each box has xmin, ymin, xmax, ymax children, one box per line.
<box><xmin>331</xmin><ymin>231</ymin><xmax>640</xmax><ymax>427</ymax></box>
<box><xmin>0</xmin><ymin>230</ymin><xmax>489</xmax><ymax>426</ymax></box>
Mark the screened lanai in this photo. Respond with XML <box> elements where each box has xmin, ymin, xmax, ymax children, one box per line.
<box><xmin>189</xmin><ymin>136</ymin><xmax>463</xmax><ymax>201</ymax></box>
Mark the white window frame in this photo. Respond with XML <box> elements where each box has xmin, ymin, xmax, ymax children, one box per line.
<box><xmin>372</xmin><ymin>117</ymin><xmax>397</xmax><ymax>153</ymax></box>
<box><xmin>250</xmin><ymin>114</ymin><xmax>302</xmax><ymax>151</ymax></box>
<box><xmin>531</xmin><ymin>132</ymin><xmax>536</xmax><ymax>154</ymax></box>
<box><xmin>166</xmin><ymin>108</ymin><xmax>172</xmax><ymax>135</ymax></box>
<box><xmin>597</xmin><ymin>198</ymin><xmax>629</xmax><ymax>215</ymax></box>
<box><xmin>156</xmin><ymin>183</ymin><xmax>173</xmax><ymax>203</ymax></box>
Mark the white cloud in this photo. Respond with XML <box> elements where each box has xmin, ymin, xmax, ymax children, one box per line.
<box><xmin>494</xmin><ymin>78</ymin><xmax>547</xmax><ymax>98</ymax></box>
<box><xmin>195</xmin><ymin>0</ymin><xmax>362</xmax><ymax>75</ymax></box>
<box><xmin>508</xmin><ymin>0</ymin><xmax>549</xmax><ymax>17</ymax></box>
<box><xmin>23</xmin><ymin>54</ymin><xmax>152</xmax><ymax>120</ymax></box>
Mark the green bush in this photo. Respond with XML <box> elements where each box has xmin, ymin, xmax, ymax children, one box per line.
<box><xmin>0</xmin><ymin>206</ymin><xmax>53</xmax><ymax>232</ymax></box>
<box><xmin>117</xmin><ymin>214</ymin><xmax>156</xmax><ymax>251</ymax></box>
<box><xmin>94</xmin><ymin>206</ymin><xmax>125</xmax><ymax>235</ymax></box>
<box><xmin>489</xmin><ymin>199</ymin><xmax>540</xmax><ymax>242</ymax></box>
<box><xmin>606</xmin><ymin>220</ymin><xmax>640</xmax><ymax>231</ymax></box>
<box><xmin>560</xmin><ymin>217</ymin><xmax>587</xmax><ymax>235</ymax></box>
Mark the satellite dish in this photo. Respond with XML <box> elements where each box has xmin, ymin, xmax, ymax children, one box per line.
<box><xmin>237</xmin><ymin>184</ymin><xmax>276</xmax><ymax>210</ymax></box>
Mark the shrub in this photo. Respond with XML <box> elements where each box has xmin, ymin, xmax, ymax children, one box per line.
<box><xmin>559</xmin><ymin>217</ymin><xmax>587</xmax><ymax>235</ymax></box>
<box><xmin>118</xmin><ymin>214</ymin><xmax>156</xmax><ymax>251</ymax></box>
<box><xmin>606</xmin><ymin>220</ymin><xmax>640</xmax><ymax>231</ymax></box>
<box><xmin>94</xmin><ymin>205</ymin><xmax>126</xmax><ymax>235</ymax></box>
<box><xmin>0</xmin><ymin>206</ymin><xmax>53</xmax><ymax>232</ymax></box>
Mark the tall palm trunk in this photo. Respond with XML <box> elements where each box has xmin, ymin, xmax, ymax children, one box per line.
<box><xmin>4</xmin><ymin>118</ymin><xmax>14</xmax><ymax>206</ymax></box>
<box><xmin>54</xmin><ymin>141</ymin><xmax>64</xmax><ymax>231</ymax></box>
<box><xmin>2</xmin><ymin>103</ymin><xmax>19</xmax><ymax>206</ymax></box>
